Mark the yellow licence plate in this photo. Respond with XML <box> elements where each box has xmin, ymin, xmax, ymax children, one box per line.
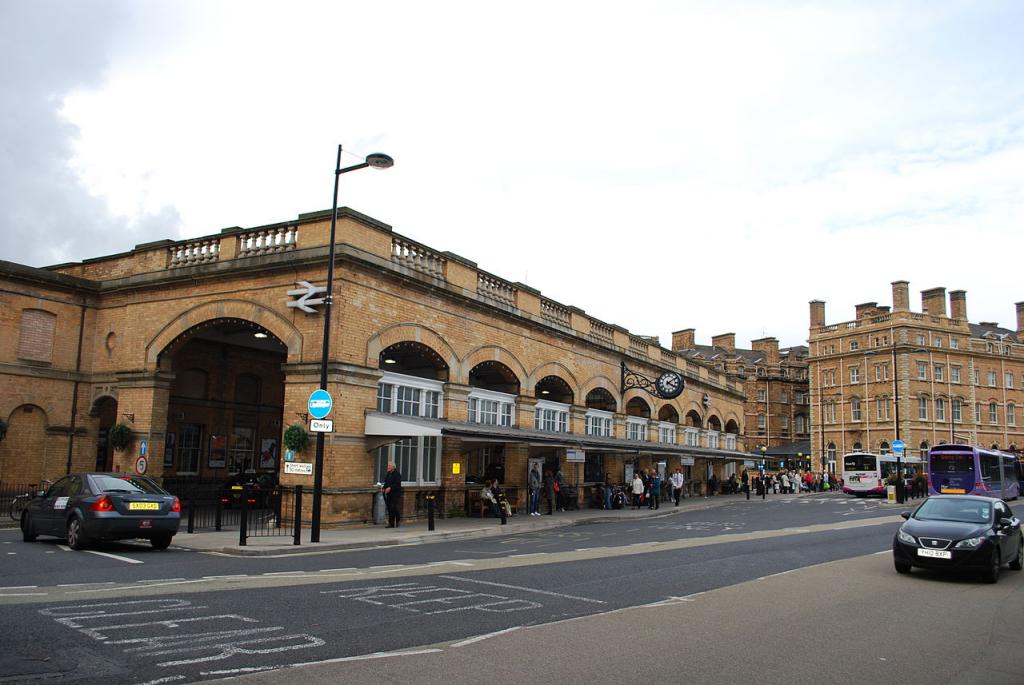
<box><xmin>129</xmin><ymin>502</ymin><xmax>161</xmax><ymax>510</ymax></box>
<box><xmin>941</xmin><ymin>488</ymin><xmax>966</xmax><ymax>494</ymax></box>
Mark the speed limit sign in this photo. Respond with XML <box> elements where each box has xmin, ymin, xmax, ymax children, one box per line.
<box><xmin>135</xmin><ymin>456</ymin><xmax>148</xmax><ymax>474</ymax></box>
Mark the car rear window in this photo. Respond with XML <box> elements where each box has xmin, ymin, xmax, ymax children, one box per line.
<box><xmin>90</xmin><ymin>475</ymin><xmax>167</xmax><ymax>494</ymax></box>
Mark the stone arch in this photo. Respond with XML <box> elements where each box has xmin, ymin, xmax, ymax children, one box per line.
<box><xmin>146</xmin><ymin>300</ymin><xmax>303</xmax><ymax>368</ymax></box>
<box><xmin>724</xmin><ymin>418</ymin><xmax>740</xmax><ymax>434</ymax></box>
<box><xmin>657</xmin><ymin>404</ymin><xmax>679</xmax><ymax>423</ymax></box>
<box><xmin>459</xmin><ymin>345</ymin><xmax>527</xmax><ymax>386</ymax></box>
<box><xmin>527</xmin><ymin>362</ymin><xmax>580</xmax><ymax>397</ymax></box>
<box><xmin>579</xmin><ymin>375</ymin><xmax>620</xmax><ymax>407</ymax></box>
<box><xmin>367</xmin><ymin>323</ymin><xmax>458</xmax><ymax>372</ymax></box>
<box><xmin>706</xmin><ymin>414</ymin><xmax>722</xmax><ymax>432</ymax></box>
<box><xmin>684</xmin><ymin>409</ymin><xmax>703</xmax><ymax>428</ymax></box>
<box><xmin>0</xmin><ymin>404</ymin><xmax>50</xmax><ymax>483</ymax></box>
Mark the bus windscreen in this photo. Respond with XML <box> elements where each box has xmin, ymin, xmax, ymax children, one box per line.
<box><xmin>931</xmin><ymin>453</ymin><xmax>974</xmax><ymax>474</ymax></box>
<box><xmin>844</xmin><ymin>454</ymin><xmax>876</xmax><ymax>472</ymax></box>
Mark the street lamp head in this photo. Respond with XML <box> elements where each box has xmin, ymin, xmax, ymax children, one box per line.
<box><xmin>365</xmin><ymin>153</ymin><xmax>394</xmax><ymax>169</ymax></box>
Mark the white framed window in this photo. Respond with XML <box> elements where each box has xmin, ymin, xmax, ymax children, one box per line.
<box><xmin>178</xmin><ymin>423</ymin><xmax>203</xmax><ymax>475</ymax></box>
<box><xmin>952</xmin><ymin>399</ymin><xmax>962</xmax><ymax>423</ymax></box>
<box><xmin>849</xmin><ymin>340</ymin><xmax>860</xmax><ymax>351</ymax></box>
<box><xmin>933</xmin><ymin>337</ymin><xmax>943</xmax><ymax>348</ymax></box>
<box><xmin>375</xmin><ymin>436</ymin><xmax>440</xmax><ymax>485</ymax></box>
<box><xmin>951</xmin><ymin>366</ymin><xmax>961</xmax><ymax>384</ymax></box>
<box><xmin>467</xmin><ymin>388</ymin><xmax>515</xmax><ymax>427</ymax></box>
<box><xmin>626</xmin><ymin>417</ymin><xmax>648</xmax><ymax>441</ymax></box>
<box><xmin>918</xmin><ymin>397</ymin><xmax>928</xmax><ymax>421</ymax></box>
<box><xmin>874</xmin><ymin>364</ymin><xmax>889</xmax><ymax>382</ymax></box>
<box><xmin>1008</xmin><ymin>404</ymin><xmax>1016</xmax><ymax>426</ymax></box>
<box><xmin>876</xmin><ymin>397</ymin><xmax>891</xmax><ymax>421</ymax></box>
<box><xmin>950</xmin><ymin>338</ymin><xmax>959</xmax><ymax>349</ymax></box>
<box><xmin>916</xmin><ymin>362</ymin><xmax>928</xmax><ymax>380</ymax></box>
<box><xmin>534</xmin><ymin>400</ymin><xmax>570</xmax><ymax>433</ymax></box>
<box><xmin>795</xmin><ymin>415</ymin><xmax>807</xmax><ymax>433</ymax></box>
<box><xmin>973</xmin><ymin>368</ymin><xmax>980</xmax><ymax>386</ymax></box>
<box><xmin>851</xmin><ymin>398</ymin><xmax>862</xmax><ymax>422</ymax></box>
<box><xmin>988</xmin><ymin>370</ymin><xmax>997</xmax><ymax>387</ymax></box>
<box><xmin>658</xmin><ymin>422</ymin><xmax>676</xmax><ymax>444</ymax></box>
<box><xmin>377</xmin><ymin>372</ymin><xmax>443</xmax><ymax>419</ymax></box>
<box><xmin>780</xmin><ymin>416</ymin><xmax>789</xmax><ymax>429</ymax></box>
<box><xmin>757</xmin><ymin>413</ymin><xmax>766</xmax><ymax>429</ymax></box>
<box><xmin>1005</xmin><ymin>372</ymin><xmax>1014</xmax><ymax>389</ymax></box>
<box><xmin>935</xmin><ymin>398</ymin><xmax>946</xmax><ymax>422</ymax></box>
<box><xmin>850</xmin><ymin>367</ymin><xmax>860</xmax><ymax>384</ymax></box>
<box><xmin>684</xmin><ymin>427</ymin><xmax>700</xmax><ymax>447</ymax></box>
<box><xmin>975</xmin><ymin>402</ymin><xmax>982</xmax><ymax>424</ymax></box>
<box><xmin>724</xmin><ymin>433</ymin><xmax>737</xmax><ymax>450</ymax></box>
<box><xmin>757</xmin><ymin>389</ymin><xmax>766</xmax><ymax>402</ymax></box>
<box><xmin>916</xmin><ymin>334</ymin><xmax>926</xmax><ymax>346</ymax></box>
<box><xmin>706</xmin><ymin>431</ymin><xmax>720</xmax><ymax>449</ymax></box>
<box><xmin>585</xmin><ymin>409</ymin><xmax>613</xmax><ymax>437</ymax></box>
<box><xmin>989</xmin><ymin>402</ymin><xmax>998</xmax><ymax>424</ymax></box>
<box><xmin>934</xmin><ymin>365</ymin><xmax>944</xmax><ymax>383</ymax></box>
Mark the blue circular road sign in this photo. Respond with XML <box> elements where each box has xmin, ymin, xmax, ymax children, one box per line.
<box><xmin>892</xmin><ymin>439</ymin><xmax>905</xmax><ymax>455</ymax></box>
<box><xmin>308</xmin><ymin>389</ymin><xmax>333</xmax><ymax>419</ymax></box>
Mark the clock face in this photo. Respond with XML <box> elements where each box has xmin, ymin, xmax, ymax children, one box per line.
<box><xmin>656</xmin><ymin>372</ymin><xmax>683</xmax><ymax>399</ymax></box>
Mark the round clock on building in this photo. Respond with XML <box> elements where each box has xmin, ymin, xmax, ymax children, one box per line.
<box><xmin>655</xmin><ymin>371</ymin><xmax>684</xmax><ymax>399</ymax></box>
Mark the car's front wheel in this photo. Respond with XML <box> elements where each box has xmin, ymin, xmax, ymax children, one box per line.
<box><xmin>66</xmin><ymin>517</ymin><xmax>89</xmax><ymax>550</ymax></box>
<box><xmin>1010</xmin><ymin>535</ymin><xmax>1024</xmax><ymax>571</ymax></box>
<box><xmin>20</xmin><ymin>512</ymin><xmax>37</xmax><ymax>542</ymax></box>
<box><xmin>150</xmin><ymin>534</ymin><xmax>172</xmax><ymax>550</ymax></box>
<box><xmin>982</xmin><ymin>548</ymin><xmax>1001</xmax><ymax>584</ymax></box>
<box><xmin>894</xmin><ymin>558</ymin><xmax>912</xmax><ymax>574</ymax></box>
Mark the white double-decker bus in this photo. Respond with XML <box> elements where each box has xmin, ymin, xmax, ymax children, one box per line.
<box><xmin>842</xmin><ymin>452</ymin><xmax>921</xmax><ymax>497</ymax></box>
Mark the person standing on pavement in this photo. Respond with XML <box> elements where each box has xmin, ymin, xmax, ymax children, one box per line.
<box><xmin>543</xmin><ymin>469</ymin><xmax>555</xmax><ymax>515</ymax></box>
<box><xmin>649</xmin><ymin>470</ymin><xmax>662</xmax><ymax>509</ymax></box>
<box><xmin>383</xmin><ymin>462</ymin><xmax>403</xmax><ymax>528</ymax></box>
<box><xmin>604</xmin><ymin>473</ymin><xmax>614</xmax><ymax>510</ymax></box>
<box><xmin>670</xmin><ymin>468</ymin><xmax>684</xmax><ymax>506</ymax></box>
<box><xmin>554</xmin><ymin>466</ymin><xmax>566</xmax><ymax>511</ymax></box>
<box><xmin>631</xmin><ymin>471</ymin><xmax>644</xmax><ymax>509</ymax></box>
<box><xmin>528</xmin><ymin>463</ymin><xmax>542</xmax><ymax>516</ymax></box>
<box><xmin>741</xmin><ymin>469</ymin><xmax>749</xmax><ymax>497</ymax></box>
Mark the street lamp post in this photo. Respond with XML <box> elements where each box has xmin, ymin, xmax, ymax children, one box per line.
<box><xmin>760</xmin><ymin>445</ymin><xmax>767</xmax><ymax>500</ymax></box>
<box><xmin>310</xmin><ymin>145</ymin><xmax>394</xmax><ymax>543</ymax></box>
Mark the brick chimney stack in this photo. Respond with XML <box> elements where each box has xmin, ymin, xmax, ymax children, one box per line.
<box><xmin>892</xmin><ymin>281</ymin><xmax>910</xmax><ymax>311</ymax></box>
<box><xmin>855</xmin><ymin>302</ymin><xmax>879</xmax><ymax>319</ymax></box>
<box><xmin>672</xmin><ymin>328</ymin><xmax>696</xmax><ymax>351</ymax></box>
<box><xmin>711</xmin><ymin>333</ymin><xmax>736</xmax><ymax>352</ymax></box>
<box><xmin>810</xmin><ymin>300</ymin><xmax>826</xmax><ymax>329</ymax></box>
<box><xmin>921</xmin><ymin>287</ymin><xmax>947</xmax><ymax>317</ymax></box>
<box><xmin>1017</xmin><ymin>302</ymin><xmax>1024</xmax><ymax>337</ymax></box>
<box><xmin>751</xmin><ymin>337</ymin><xmax>780</xmax><ymax>366</ymax></box>
<box><xmin>949</xmin><ymin>290</ymin><xmax>967</xmax><ymax>321</ymax></box>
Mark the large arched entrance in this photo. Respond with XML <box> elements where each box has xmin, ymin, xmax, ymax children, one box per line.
<box><xmin>157</xmin><ymin>318</ymin><xmax>287</xmax><ymax>488</ymax></box>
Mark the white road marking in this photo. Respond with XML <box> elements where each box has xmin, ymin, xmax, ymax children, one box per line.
<box><xmin>262</xmin><ymin>571</ymin><xmax>308</xmax><ymax>576</ymax></box>
<box><xmin>135</xmin><ymin>676</ymin><xmax>186</xmax><ymax>685</ymax></box>
<box><xmin>0</xmin><ymin>592</ymin><xmax>47</xmax><ymax>597</ymax></box>
<box><xmin>84</xmin><ymin>550</ymin><xmax>144</xmax><ymax>565</ymax></box>
<box><xmin>198</xmin><ymin>648</ymin><xmax>443</xmax><ymax>677</ymax></box>
<box><xmin>440</xmin><ymin>575</ymin><xmax>606</xmax><ymax>604</ymax></box>
<box><xmin>58</xmin><ymin>582</ymin><xmax>116</xmax><ymax>587</ymax></box>
<box><xmin>0</xmin><ymin>585</ymin><xmax>38</xmax><ymax>590</ymax></box>
<box><xmin>318</xmin><ymin>568</ymin><xmax>356</xmax><ymax>573</ymax></box>
<box><xmin>203</xmin><ymin>575</ymin><xmax>249</xmax><ymax>579</ymax></box>
<box><xmin>57</xmin><ymin>545</ymin><xmax>71</xmax><ymax>551</ymax></box>
<box><xmin>451</xmin><ymin>625</ymin><xmax>521</xmax><ymax>647</ymax></box>
<box><xmin>136</xmin><ymin>578</ymin><xmax>187</xmax><ymax>584</ymax></box>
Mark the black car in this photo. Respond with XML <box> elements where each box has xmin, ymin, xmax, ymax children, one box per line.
<box><xmin>20</xmin><ymin>472</ymin><xmax>181</xmax><ymax>550</ymax></box>
<box><xmin>892</xmin><ymin>495</ymin><xmax>1024</xmax><ymax>583</ymax></box>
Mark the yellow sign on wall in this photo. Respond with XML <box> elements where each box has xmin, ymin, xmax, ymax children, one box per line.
<box><xmin>452</xmin><ymin>462</ymin><xmax>461</xmax><ymax>475</ymax></box>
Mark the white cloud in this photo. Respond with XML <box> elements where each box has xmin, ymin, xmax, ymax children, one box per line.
<box><xmin>6</xmin><ymin>0</ymin><xmax>1023</xmax><ymax>348</ymax></box>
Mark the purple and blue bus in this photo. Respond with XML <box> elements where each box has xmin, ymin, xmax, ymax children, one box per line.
<box><xmin>927</xmin><ymin>444</ymin><xmax>1020</xmax><ymax>500</ymax></box>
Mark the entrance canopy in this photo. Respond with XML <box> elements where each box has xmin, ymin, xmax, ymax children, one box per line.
<box><xmin>363</xmin><ymin>411</ymin><xmax>744</xmax><ymax>461</ymax></box>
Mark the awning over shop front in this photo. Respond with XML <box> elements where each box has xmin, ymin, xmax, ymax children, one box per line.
<box><xmin>362</xmin><ymin>411</ymin><xmax>749</xmax><ymax>462</ymax></box>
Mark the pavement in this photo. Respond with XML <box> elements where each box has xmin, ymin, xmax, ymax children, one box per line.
<box><xmin>171</xmin><ymin>489</ymin><xmax>892</xmax><ymax>556</ymax></box>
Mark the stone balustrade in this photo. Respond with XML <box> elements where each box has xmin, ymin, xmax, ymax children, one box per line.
<box><xmin>237</xmin><ymin>225</ymin><xmax>298</xmax><ymax>258</ymax></box>
<box><xmin>540</xmin><ymin>299</ymin><xmax>571</xmax><ymax>327</ymax></box>
<box><xmin>391</xmin><ymin>237</ymin><xmax>446</xmax><ymax>278</ymax></box>
<box><xmin>168</xmin><ymin>239</ymin><xmax>220</xmax><ymax>268</ymax></box>
<box><xmin>477</xmin><ymin>273</ymin><xmax>516</xmax><ymax>307</ymax></box>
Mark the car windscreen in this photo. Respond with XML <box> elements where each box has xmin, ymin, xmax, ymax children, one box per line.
<box><xmin>930</xmin><ymin>453</ymin><xmax>974</xmax><ymax>474</ymax></box>
<box><xmin>90</xmin><ymin>475</ymin><xmax>167</xmax><ymax>495</ymax></box>
<box><xmin>914</xmin><ymin>498</ymin><xmax>991</xmax><ymax>524</ymax></box>
<box><xmin>844</xmin><ymin>454</ymin><xmax>876</xmax><ymax>471</ymax></box>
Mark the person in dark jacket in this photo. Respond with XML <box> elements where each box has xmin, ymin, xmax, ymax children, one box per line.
<box><xmin>383</xmin><ymin>462</ymin><xmax>403</xmax><ymax>528</ymax></box>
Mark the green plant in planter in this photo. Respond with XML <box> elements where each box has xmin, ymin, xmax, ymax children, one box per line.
<box><xmin>283</xmin><ymin>424</ymin><xmax>309</xmax><ymax>452</ymax></box>
<box><xmin>108</xmin><ymin>422</ymin><xmax>133</xmax><ymax>451</ymax></box>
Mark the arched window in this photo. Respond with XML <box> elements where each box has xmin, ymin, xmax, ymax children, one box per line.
<box><xmin>827</xmin><ymin>442</ymin><xmax>837</xmax><ymax>460</ymax></box>
<box><xmin>879</xmin><ymin>440</ymin><xmax>890</xmax><ymax>455</ymax></box>
<box><xmin>853</xmin><ymin>442</ymin><xmax>863</xmax><ymax>451</ymax></box>
<box><xmin>919</xmin><ymin>441</ymin><xmax>929</xmax><ymax>458</ymax></box>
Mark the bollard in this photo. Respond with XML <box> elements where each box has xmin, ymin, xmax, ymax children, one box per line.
<box><xmin>498</xmin><ymin>491</ymin><xmax>507</xmax><ymax>525</ymax></box>
<box><xmin>426</xmin><ymin>494</ymin><xmax>436</xmax><ymax>531</ymax></box>
<box><xmin>187</xmin><ymin>502</ymin><xmax>195</xmax><ymax>534</ymax></box>
<box><xmin>293</xmin><ymin>485</ymin><xmax>302</xmax><ymax>546</ymax></box>
<box><xmin>239</xmin><ymin>487</ymin><xmax>249</xmax><ymax>547</ymax></box>
<box><xmin>215</xmin><ymin>496</ymin><xmax>223</xmax><ymax>532</ymax></box>
<box><xmin>745</xmin><ymin>484</ymin><xmax>750</xmax><ymax>501</ymax></box>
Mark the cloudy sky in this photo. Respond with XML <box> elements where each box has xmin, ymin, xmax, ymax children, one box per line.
<box><xmin>2</xmin><ymin>0</ymin><xmax>1022</xmax><ymax>350</ymax></box>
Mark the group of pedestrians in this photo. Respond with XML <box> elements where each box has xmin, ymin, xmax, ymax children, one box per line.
<box><xmin>626</xmin><ymin>467</ymin><xmax>688</xmax><ymax>509</ymax></box>
<box><xmin>526</xmin><ymin>463</ymin><xmax>567</xmax><ymax>516</ymax></box>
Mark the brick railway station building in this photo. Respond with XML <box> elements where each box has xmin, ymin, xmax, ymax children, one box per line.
<box><xmin>1</xmin><ymin>208</ymin><xmax>753</xmax><ymax>521</ymax></box>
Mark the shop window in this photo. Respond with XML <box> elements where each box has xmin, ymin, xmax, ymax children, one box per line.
<box><xmin>375</xmin><ymin>436</ymin><xmax>440</xmax><ymax>485</ymax></box>
<box><xmin>583</xmin><ymin>453</ymin><xmax>605</xmax><ymax>483</ymax></box>
<box><xmin>178</xmin><ymin>423</ymin><xmax>203</xmax><ymax>474</ymax></box>
<box><xmin>466</xmin><ymin>447</ymin><xmax>505</xmax><ymax>484</ymax></box>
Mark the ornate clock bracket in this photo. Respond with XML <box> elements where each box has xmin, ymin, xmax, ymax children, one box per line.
<box><xmin>621</xmin><ymin>362</ymin><xmax>684</xmax><ymax>400</ymax></box>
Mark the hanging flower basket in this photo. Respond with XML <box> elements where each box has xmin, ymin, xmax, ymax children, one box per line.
<box><xmin>108</xmin><ymin>422</ymin><xmax>133</xmax><ymax>451</ymax></box>
<box><xmin>283</xmin><ymin>424</ymin><xmax>309</xmax><ymax>452</ymax></box>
